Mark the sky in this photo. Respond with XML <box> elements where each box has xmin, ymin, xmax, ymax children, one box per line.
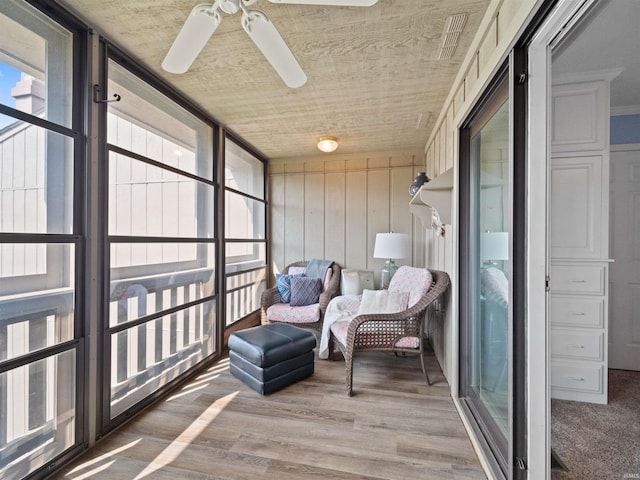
<box><xmin>0</xmin><ymin>61</ymin><xmax>23</xmax><ymax>129</ymax></box>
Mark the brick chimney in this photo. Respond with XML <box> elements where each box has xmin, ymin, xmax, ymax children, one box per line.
<box><xmin>11</xmin><ymin>74</ymin><xmax>45</xmax><ymax>115</ymax></box>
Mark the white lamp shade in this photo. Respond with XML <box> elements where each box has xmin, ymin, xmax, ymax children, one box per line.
<box><xmin>373</xmin><ymin>233</ymin><xmax>409</xmax><ymax>260</ymax></box>
<box><xmin>480</xmin><ymin>231</ymin><xmax>509</xmax><ymax>261</ymax></box>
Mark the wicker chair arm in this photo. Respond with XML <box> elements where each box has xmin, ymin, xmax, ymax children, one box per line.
<box><xmin>319</xmin><ymin>264</ymin><xmax>341</xmax><ymax>313</ymax></box>
<box><xmin>343</xmin><ymin>269</ymin><xmax>450</xmax><ymax>354</ymax></box>
<box><xmin>261</xmin><ymin>286</ymin><xmax>282</xmax><ymax>310</ymax></box>
<box><xmin>348</xmin><ymin>308</ymin><xmax>424</xmax><ymax>333</ymax></box>
<box><xmin>344</xmin><ymin>309</ymin><xmax>425</xmax><ymax>351</ymax></box>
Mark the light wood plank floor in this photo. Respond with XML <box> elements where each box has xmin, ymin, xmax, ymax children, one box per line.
<box><xmin>54</xmin><ymin>349</ymin><xmax>485</xmax><ymax>480</ymax></box>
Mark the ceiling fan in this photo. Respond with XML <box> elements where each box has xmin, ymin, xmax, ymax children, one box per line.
<box><xmin>162</xmin><ymin>0</ymin><xmax>379</xmax><ymax>88</ymax></box>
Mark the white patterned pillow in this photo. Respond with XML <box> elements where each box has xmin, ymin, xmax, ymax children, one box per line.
<box><xmin>357</xmin><ymin>289</ymin><xmax>409</xmax><ymax>315</ymax></box>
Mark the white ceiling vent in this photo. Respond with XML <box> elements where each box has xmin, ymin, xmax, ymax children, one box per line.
<box><xmin>436</xmin><ymin>13</ymin><xmax>467</xmax><ymax>60</ymax></box>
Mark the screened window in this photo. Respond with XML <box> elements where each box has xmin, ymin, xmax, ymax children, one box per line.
<box><xmin>0</xmin><ymin>1</ymin><xmax>72</xmax><ymax>128</ymax></box>
<box><xmin>224</xmin><ymin>138</ymin><xmax>266</xmax><ymax>326</ymax></box>
<box><xmin>106</xmin><ymin>59</ymin><xmax>216</xmax><ymax>420</ymax></box>
<box><xmin>0</xmin><ymin>2</ymin><xmax>79</xmax><ymax>478</ymax></box>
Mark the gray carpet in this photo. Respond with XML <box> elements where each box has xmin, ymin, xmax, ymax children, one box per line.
<box><xmin>551</xmin><ymin>369</ymin><xmax>640</xmax><ymax>479</ymax></box>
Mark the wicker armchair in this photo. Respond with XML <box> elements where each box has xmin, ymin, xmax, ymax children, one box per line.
<box><xmin>261</xmin><ymin>261</ymin><xmax>341</xmax><ymax>334</ymax></box>
<box><xmin>328</xmin><ymin>268</ymin><xmax>450</xmax><ymax>396</ymax></box>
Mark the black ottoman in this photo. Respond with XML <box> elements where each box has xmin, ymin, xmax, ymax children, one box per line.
<box><xmin>228</xmin><ymin>323</ymin><xmax>317</xmax><ymax>395</ymax></box>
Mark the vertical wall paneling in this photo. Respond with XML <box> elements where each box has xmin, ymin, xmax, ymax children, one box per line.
<box><xmin>304</xmin><ymin>173</ymin><xmax>325</xmax><ymax>260</ymax></box>
<box><xmin>413</xmin><ymin>166</ymin><xmax>426</xmax><ymax>268</ymax></box>
<box><xmin>413</xmin><ymin>215</ymin><xmax>425</xmax><ymax>267</ymax></box>
<box><xmin>425</xmin><ymin>226</ymin><xmax>434</xmax><ymax>267</ymax></box>
<box><xmin>367</xmin><ymin>169</ymin><xmax>391</xmax><ymax>284</ymax></box>
<box><xmin>434</xmin><ymin>132</ymin><xmax>441</xmax><ymax>177</ymax></box>
<box><xmin>426</xmin><ymin>147</ymin><xmax>434</xmax><ymax>179</ymax></box>
<box><xmin>440</xmin><ymin>119</ymin><xmax>448</xmax><ymax>175</ymax></box>
<box><xmin>324</xmin><ymin>172</ymin><xmax>346</xmax><ymax>266</ymax></box>
<box><xmin>269</xmin><ymin>152</ymin><xmax>422</xmax><ymax>282</ymax></box>
<box><xmin>269</xmin><ymin>174</ymin><xmax>286</xmax><ymax>271</ymax></box>
<box><xmin>390</xmin><ymin>167</ymin><xmax>415</xmax><ymax>264</ymax></box>
<box><xmin>283</xmin><ymin>174</ymin><xmax>304</xmax><ymax>266</ymax></box>
<box><xmin>345</xmin><ymin>170</ymin><xmax>368</xmax><ymax>271</ymax></box>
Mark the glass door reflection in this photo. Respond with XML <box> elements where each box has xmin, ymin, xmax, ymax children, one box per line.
<box><xmin>463</xmin><ymin>74</ymin><xmax>511</xmax><ymax>469</ymax></box>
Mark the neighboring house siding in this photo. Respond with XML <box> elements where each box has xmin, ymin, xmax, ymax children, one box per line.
<box><xmin>269</xmin><ymin>151</ymin><xmax>424</xmax><ymax>287</ymax></box>
<box><xmin>0</xmin><ymin>121</ymin><xmax>46</xmax><ymax>277</ymax></box>
<box><xmin>422</xmin><ymin>0</ymin><xmax>540</xmax><ymax>378</ymax></box>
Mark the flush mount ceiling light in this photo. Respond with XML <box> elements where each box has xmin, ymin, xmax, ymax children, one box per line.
<box><xmin>162</xmin><ymin>0</ymin><xmax>379</xmax><ymax>88</ymax></box>
<box><xmin>317</xmin><ymin>136</ymin><xmax>338</xmax><ymax>153</ymax></box>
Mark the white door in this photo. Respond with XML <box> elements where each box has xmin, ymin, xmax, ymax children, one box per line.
<box><xmin>609</xmin><ymin>146</ymin><xmax>640</xmax><ymax>371</ymax></box>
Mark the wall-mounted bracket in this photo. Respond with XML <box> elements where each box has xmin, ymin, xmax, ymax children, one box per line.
<box><xmin>93</xmin><ymin>84</ymin><xmax>121</xmax><ymax>104</ymax></box>
<box><xmin>410</xmin><ymin>168</ymin><xmax>453</xmax><ymax>227</ymax></box>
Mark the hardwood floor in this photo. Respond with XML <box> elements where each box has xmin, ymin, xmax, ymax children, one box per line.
<box><xmin>54</xmin><ymin>349</ymin><xmax>486</xmax><ymax>480</ymax></box>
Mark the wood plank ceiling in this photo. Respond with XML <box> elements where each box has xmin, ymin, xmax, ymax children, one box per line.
<box><xmin>59</xmin><ymin>0</ymin><xmax>490</xmax><ymax>159</ymax></box>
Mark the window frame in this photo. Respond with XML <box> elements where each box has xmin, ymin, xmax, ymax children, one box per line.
<box><xmin>458</xmin><ymin>55</ymin><xmax>527</xmax><ymax>480</ymax></box>
<box><xmin>100</xmin><ymin>45</ymin><xmax>221</xmax><ymax>432</ymax></box>
<box><xmin>0</xmin><ymin>1</ymin><xmax>88</xmax><ymax>477</ymax></box>
<box><xmin>222</xmin><ymin>133</ymin><xmax>268</xmax><ymax>327</ymax></box>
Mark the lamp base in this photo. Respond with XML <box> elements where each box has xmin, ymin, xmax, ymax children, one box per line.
<box><xmin>380</xmin><ymin>260</ymin><xmax>399</xmax><ymax>289</ymax></box>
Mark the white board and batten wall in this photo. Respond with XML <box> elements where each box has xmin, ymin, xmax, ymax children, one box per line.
<box><xmin>269</xmin><ymin>152</ymin><xmax>426</xmax><ymax>289</ymax></box>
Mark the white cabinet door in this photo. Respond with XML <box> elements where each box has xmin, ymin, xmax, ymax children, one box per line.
<box><xmin>551</xmin><ymin>81</ymin><xmax>607</xmax><ymax>153</ymax></box>
<box><xmin>550</xmin><ymin>155</ymin><xmax>603</xmax><ymax>259</ymax></box>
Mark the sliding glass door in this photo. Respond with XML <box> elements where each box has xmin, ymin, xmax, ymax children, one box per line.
<box><xmin>459</xmin><ymin>59</ymin><xmax>526</xmax><ymax>479</ymax></box>
<box><xmin>470</xmin><ymin>80</ymin><xmax>510</xmax><ymax>441</ymax></box>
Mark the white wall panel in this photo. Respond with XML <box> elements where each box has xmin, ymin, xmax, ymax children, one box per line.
<box><xmin>345</xmin><ymin>170</ymin><xmax>368</xmax><ymax>272</ymax></box>
<box><xmin>325</xmin><ymin>172</ymin><xmax>346</xmax><ymax>266</ymax></box>
<box><xmin>390</xmin><ymin>166</ymin><xmax>415</xmax><ymax>262</ymax></box>
<box><xmin>367</xmin><ymin>169</ymin><xmax>390</xmax><ymax>285</ymax></box>
<box><xmin>304</xmin><ymin>173</ymin><xmax>325</xmax><ymax>260</ymax></box>
<box><xmin>269</xmin><ymin>152</ymin><xmax>422</xmax><ymax>281</ymax></box>
<box><xmin>284</xmin><ymin>174</ymin><xmax>304</xmax><ymax>266</ymax></box>
<box><xmin>269</xmin><ymin>174</ymin><xmax>286</xmax><ymax>272</ymax></box>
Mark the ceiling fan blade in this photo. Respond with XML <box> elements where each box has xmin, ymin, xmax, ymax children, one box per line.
<box><xmin>242</xmin><ymin>10</ymin><xmax>307</xmax><ymax>88</ymax></box>
<box><xmin>162</xmin><ymin>4</ymin><xmax>222</xmax><ymax>74</ymax></box>
<box><xmin>267</xmin><ymin>0</ymin><xmax>378</xmax><ymax>6</ymax></box>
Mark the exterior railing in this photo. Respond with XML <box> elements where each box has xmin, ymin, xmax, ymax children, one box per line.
<box><xmin>107</xmin><ymin>266</ymin><xmax>216</xmax><ymax>417</ymax></box>
<box><xmin>0</xmin><ymin>290</ymin><xmax>75</xmax><ymax>479</ymax></box>
<box><xmin>225</xmin><ymin>264</ymin><xmax>266</xmax><ymax>326</ymax></box>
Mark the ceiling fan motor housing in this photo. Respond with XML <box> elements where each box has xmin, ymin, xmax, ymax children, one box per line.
<box><xmin>219</xmin><ymin>0</ymin><xmax>240</xmax><ymax>14</ymax></box>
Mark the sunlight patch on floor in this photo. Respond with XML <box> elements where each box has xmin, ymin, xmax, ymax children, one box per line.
<box><xmin>133</xmin><ymin>391</ymin><xmax>239</xmax><ymax>479</ymax></box>
<box><xmin>65</xmin><ymin>439</ymin><xmax>141</xmax><ymax>479</ymax></box>
<box><xmin>166</xmin><ymin>377</ymin><xmax>218</xmax><ymax>401</ymax></box>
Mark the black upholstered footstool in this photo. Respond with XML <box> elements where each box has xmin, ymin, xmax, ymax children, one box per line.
<box><xmin>228</xmin><ymin>323</ymin><xmax>316</xmax><ymax>395</ymax></box>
